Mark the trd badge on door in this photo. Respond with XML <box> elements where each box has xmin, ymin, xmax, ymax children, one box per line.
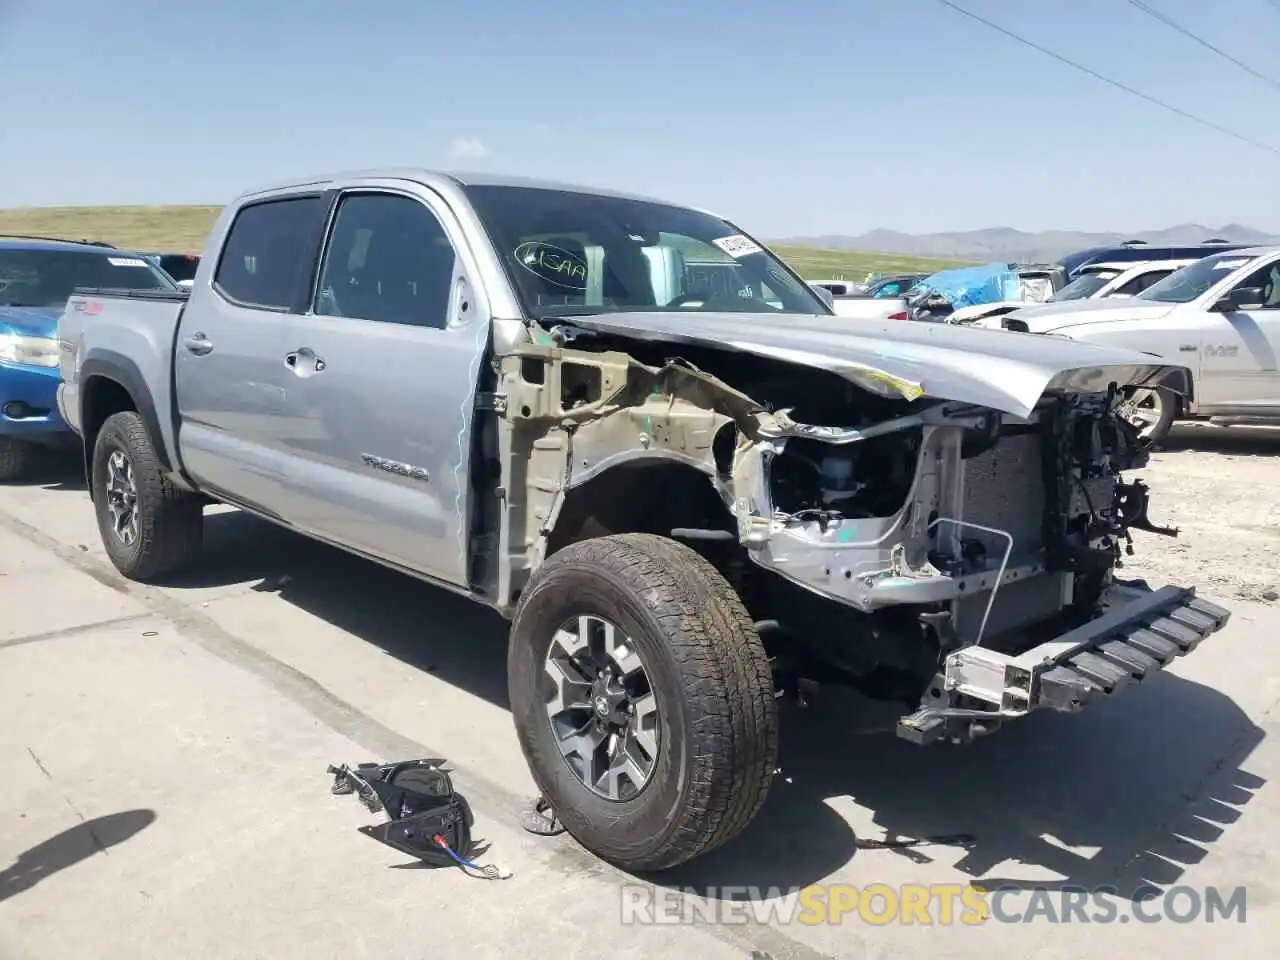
<box><xmin>360</xmin><ymin>453</ymin><xmax>430</xmax><ymax>483</ymax></box>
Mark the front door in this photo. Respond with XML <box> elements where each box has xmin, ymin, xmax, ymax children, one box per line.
<box><xmin>174</xmin><ymin>194</ymin><xmax>329</xmax><ymax>517</ymax></box>
<box><xmin>1198</xmin><ymin>259</ymin><xmax>1280</xmax><ymax>411</ymax></box>
<box><xmin>274</xmin><ymin>188</ymin><xmax>488</xmax><ymax>588</ymax></box>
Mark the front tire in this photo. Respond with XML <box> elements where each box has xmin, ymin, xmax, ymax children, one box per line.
<box><xmin>0</xmin><ymin>437</ymin><xmax>31</xmax><ymax>482</ymax></box>
<box><xmin>91</xmin><ymin>411</ymin><xmax>204</xmax><ymax>582</ymax></box>
<box><xmin>508</xmin><ymin>533</ymin><xmax>778</xmax><ymax>871</ymax></box>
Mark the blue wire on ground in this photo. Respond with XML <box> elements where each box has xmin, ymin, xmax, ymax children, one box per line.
<box><xmin>432</xmin><ymin>835</ymin><xmax>509</xmax><ymax>879</ymax></box>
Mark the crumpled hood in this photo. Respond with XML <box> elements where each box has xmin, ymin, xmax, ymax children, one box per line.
<box><xmin>1002</xmin><ymin>298</ymin><xmax>1177</xmax><ymax>334</ymax></box>
<box><xmin>0</xmin><ymin>305</ymin><xmax>60</xmax><ymax>338</ymax></box>
<box><xmin>564</xmin><ymin>310</ymin><xmax>1190</xmax><ymax>420</ymax></box>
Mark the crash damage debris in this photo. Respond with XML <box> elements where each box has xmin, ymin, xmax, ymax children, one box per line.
<box><xmin>327</xmin><ymin>758</ymin><xmax>511</xmax><ymax>879</ymax></box>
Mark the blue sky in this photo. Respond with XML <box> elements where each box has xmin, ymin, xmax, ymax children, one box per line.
<box><xmin>1</xmin><ymin>0</ymin><xmax>1277</xmax><ymax>237</ymax></box>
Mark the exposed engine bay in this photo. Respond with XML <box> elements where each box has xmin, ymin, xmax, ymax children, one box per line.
<box><xmin>475</xmin><ymin>319</ymin><xmax>1195</xmax><ymax>736</ymax></box>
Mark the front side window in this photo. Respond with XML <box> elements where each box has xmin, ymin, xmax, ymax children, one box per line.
<box><xmin>0</xmin><ymin>249</ymin><xmax>174</xmax><ymax>308</ymax></box>
<box><xmin>464</xmin><ymin>185</ymin><xmax>827</xmax><ymax>319</ymax></box>
<box><xmin>214</xmin><ymin>196</ymin><xmax>325</xmax><ymax>310</ymax></box>
<box><xmin>1138</xmin><ymin>253</ymin><xmax>1262</xmax><ymax>305</ymax></box>
<box><xmin>314</xmin><ymin>193</ymin><xmax>457</xmax><ymax>328</ymax></box>
<box><xmin>1231</xmin><ymin>261</ymin><xmax>1280</xmax><ymax>308</ymax></box>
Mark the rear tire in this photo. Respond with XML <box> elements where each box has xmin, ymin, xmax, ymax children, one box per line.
<box><xmin>0</xmin><ymin>438</ymin><xmax>31</xmax><ymax>482</ymax></box>
<box><xmin>508</xmin><ymin>533</ymin><xmax>777</xmax><ymax>871</ymax></box>
<box><xmin>91</xmin><ymin>411</ymin><xmax>204</xmax><ymax>582</ymax></box>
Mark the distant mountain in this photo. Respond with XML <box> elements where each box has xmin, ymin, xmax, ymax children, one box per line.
<box><xmin>777</xmin><ymin>224</ymin><xmax>1280</xmax><ymax>264</ymax></box>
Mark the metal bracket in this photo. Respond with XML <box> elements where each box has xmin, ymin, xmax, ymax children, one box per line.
<box><xmin>475</xmin><ymin>392</ymin><xmax>508</xmax><ymax>414</ymax></box>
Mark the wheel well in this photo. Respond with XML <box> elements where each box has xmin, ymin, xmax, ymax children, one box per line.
<box><xmin>546</xmin><ymin>461</ymin><xmax>735</xmax><ymax>557</ymax></box>
<box><xmin>1138</xmin><ymin>351</ymin><xmax>1193</xmax><ymax>410</ymax></box>
<box><xmin>80</xmin><ymin>375</ymin><xmax>137</xmax><ymax>496</ymax></box>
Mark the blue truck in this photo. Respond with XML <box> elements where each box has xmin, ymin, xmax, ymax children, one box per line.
<box><xmin>0</xmin><ymin>236</ymin><xmax>178</xmax><ymax>480</ymax></box>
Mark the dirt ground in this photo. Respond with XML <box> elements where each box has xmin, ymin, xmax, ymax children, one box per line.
<box><xmin>1124</xmin><ymin>423</ymin><xmax>1280</xmax><ymax>605</ymax></box>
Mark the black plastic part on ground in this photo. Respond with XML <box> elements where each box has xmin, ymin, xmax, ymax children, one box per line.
<box><xmin>328</xmin><ymin>759</ymin><xmax>473</xmax><ymax>867</ymax></box>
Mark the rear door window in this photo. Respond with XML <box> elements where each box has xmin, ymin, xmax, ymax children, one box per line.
<box><xmin>214</xmin><ymin>196</ymin><xmax>326</xmax><ymax>310</ymax></box>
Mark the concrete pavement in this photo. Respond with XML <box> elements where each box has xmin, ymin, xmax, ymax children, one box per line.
<box><xmin>1</xmin><ymin>456</ymin><xmax>1276</xmax><ymax>959</ymax></box>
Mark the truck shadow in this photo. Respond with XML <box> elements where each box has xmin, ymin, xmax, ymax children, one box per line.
<box><xmin>118</xmin><ymin>508</ymin><xmax>1270</xmax><ymax>902</ymax></box>
<box><xmin>2</xmin><ymin>449</ymin><xmax>86</xmax><ymax>492</ymax></box>
<box><xmin>650</xmin><ymin>677</ymin><xmax>1265</xmax><ymax>904</ymax></box>
<box><xmin>171</xmin><ymin>509</ymin><xmax>513</xmax><ymax>708</ymax></box>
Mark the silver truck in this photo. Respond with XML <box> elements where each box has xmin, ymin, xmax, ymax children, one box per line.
<box><xmin>55</xmin><ymin>169</ymin><xmax>1230</xmax><ymax>872</ymax></box>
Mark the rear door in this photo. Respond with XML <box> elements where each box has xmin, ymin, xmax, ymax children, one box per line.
<box><xmin>173</xmin><ymin>194</ymin><xmax>329</xmax><ymax>517</ymax></box>
<box><xmin>274</xmin><ymin>186</ymin><xmax>487</xmax><ymax>587</ymax></box>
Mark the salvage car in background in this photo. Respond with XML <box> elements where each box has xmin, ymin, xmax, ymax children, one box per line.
<box><xmin>953</xmin><ymin>259</ymin><xmax>1195</xmax><ymax>326</ymax></box>
<box><xmin>860</xmin><ymin>273</ymin><xmax>927</xmax><ymax>298</ymax></box>
<box><xmin>57</xmin><ymin>169</ymin><xmax>1228</xmax><ymax>873</ymax></box>
<box><xmin>0</xmin><ymin>236</ymin><xmax>178</xmax><ymax>479</ymax></box>
<box><xmin>903</xmin><ymin>262</ymin><xmax>1067</xmax><ymax>323</ymax></box>
<box><xmin>994</xmin><ymin>247</ymin><xmax>1280</xmax><ymax>440</ymax></box>
<box><xmin>1057</xmin><ymin>239</ymin><xmax>1250</xmax><ymax>279</ymax></box>
<box><xmin>824</xmin><ymin>273</ymin><xmax>928</xmax><ymax>320</ymax></box>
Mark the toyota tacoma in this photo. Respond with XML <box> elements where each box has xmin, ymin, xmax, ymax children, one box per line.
<box><xmin>56</xmin><ymin>169</ymin><xmax>1230</xmax><ymax>871</ymax></box>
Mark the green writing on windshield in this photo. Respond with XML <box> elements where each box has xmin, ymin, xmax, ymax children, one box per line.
<box><xmin>515</xmin><ymin>241</ymin><xmax>588</xmax><ymax>290</ymax></box>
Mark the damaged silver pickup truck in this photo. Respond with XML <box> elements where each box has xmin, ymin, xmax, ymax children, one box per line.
<box><xmin>55</xmin><ymin>169</ymin><xmax>1230</xmax><ymax>872</ymax></box>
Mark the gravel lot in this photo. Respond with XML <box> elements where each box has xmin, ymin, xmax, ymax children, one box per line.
<box><xmin>1125</xmin><ymin>424</ymin><xmax>1280</xmax><ymax>605</ymax></box>
<box><xmin>1</xmin><ymin>428</ymin><xmax>1277</xmax><ymax>960</ymax></box>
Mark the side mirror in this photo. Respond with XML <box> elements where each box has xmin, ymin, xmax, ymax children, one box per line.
<box><xmin>810</xmin><ymin>284</ymin><xmax>834</xmax><ymax>309</ymax></box>
<box><xmin>1213</xmin><ymin>285</ymin><xmax>1266</xmax><ymax>312</ymax></box>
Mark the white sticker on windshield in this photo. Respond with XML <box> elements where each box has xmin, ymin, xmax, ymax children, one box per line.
<box><xmin>712</xmin><ymin>235</ymin><xmax>763</xmax><ymax>258</ymax></box>
<box><xmin>1214</xmin><ymin>258</ymin><xmax>1249</xmax><ymax>270</ymax></box>
<box><xmin>107</xmin><ymin>257</ymin><xmax>149</xmax><ymax>267</ymax></box>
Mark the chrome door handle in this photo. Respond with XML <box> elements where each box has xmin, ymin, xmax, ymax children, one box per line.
<box><xmin>184</xmin><ymin>333</ymin><xmax>213</xmax><ymax>356</ymax></box>
<box><xmin>285</xmin><ymin>349</ymin><xmax>326</xmax><ymax>375</ymax></box>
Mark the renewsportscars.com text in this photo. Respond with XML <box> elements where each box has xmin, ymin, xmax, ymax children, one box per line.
<box><xmin>619</xmin><ymin>883</ymin><xmax>1248</xmax><ymax>926</ymax></box>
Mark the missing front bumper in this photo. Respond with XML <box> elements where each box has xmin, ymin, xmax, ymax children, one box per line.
<box><xmin>896</xmin><ymin>582</ymin><xmax>1231</xmax><ymax>745</ymax></box>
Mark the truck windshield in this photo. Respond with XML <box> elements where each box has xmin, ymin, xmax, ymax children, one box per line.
<box><xmin>463</xmin><ymin>185</ymin><xmax>829</xmax><ymax>319</ymax></box>
<box><xmin>1137</xmin><ymin>252</ymin><xmax>1258</xmax><ymax>304</ymax></box>
<box><xmin>0</xmin><ymin>249</ymin><xmax>175</xmax><ymax>307</ymax></box>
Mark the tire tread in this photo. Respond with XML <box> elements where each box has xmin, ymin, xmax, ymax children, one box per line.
<box><xmin>94</xmin><ymin>411</ymin><xmax>202</xmax><ymax>582</ymax></box>
<box><xmin>512</xmin><ymin>532</ymin><xmax>777</xmax><ymax>870</ymax></box>
<box><xmin>0</xmin><ymin>437</ymin><xmax>31</xmax><ymax>482</ymax></box>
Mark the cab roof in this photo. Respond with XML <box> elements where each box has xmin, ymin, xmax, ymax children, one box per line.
<box><xmin>235</xmin><ymin>167</ymin><xmax>699</xmax><ymax>210</ymax></box>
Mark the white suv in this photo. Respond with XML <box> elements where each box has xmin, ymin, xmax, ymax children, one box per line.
<box><xmin>954</xmin><ymin>259</ymin><xmax>1195</xmax><ymax>326</ymax></box>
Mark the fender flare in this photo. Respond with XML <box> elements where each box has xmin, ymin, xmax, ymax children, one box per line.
<box><xmin>1050</xmin><ymin>331</ymin><xmax>1194</xmax><ymax>407</ymax></box>
<box><xmin>1135</xmin><ymin>349</ymin><xmax>1194</xmax><ymax>408</ymax></box>
<box><xmin>78</xmin><ymin>350</ymin><xmax>172</xmax><ymax>472</ymax></box>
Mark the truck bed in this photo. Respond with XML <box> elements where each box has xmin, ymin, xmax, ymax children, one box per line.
<box><xmin>57</xmin><ymin>287</ymin><xmax>189</xmax><ymax>444</ymax></box>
